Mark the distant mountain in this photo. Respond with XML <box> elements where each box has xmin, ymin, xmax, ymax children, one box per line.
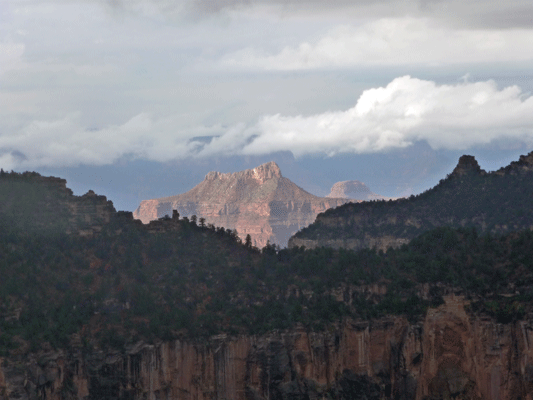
<box><xmin>289</xmin><ymin>151</ymin><xmax>533</xmax><ymax>251</ymax></box>
<box><xmin>133</xmin><ymin>162</ymin><xmax>352</xmax><ymax>247</ymax></box>
<box><xmin>326</xmin><ymin>180</ymin><xmax>394</xmax><ymax>201</ymax></box>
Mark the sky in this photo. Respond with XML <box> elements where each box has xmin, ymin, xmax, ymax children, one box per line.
<box><xmin>1</xmin><ymin>0</ymin><xmax>533</xmax><ymax>212</ymax></box>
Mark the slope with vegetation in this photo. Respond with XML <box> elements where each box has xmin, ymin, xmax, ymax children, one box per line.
<box><xmin>0</xmin><ymin>170</ymin><xmax>531</xmax><ymax>348</ymax></box>
<box><xmin>289</xmin><ymin>152</ymin><xmax>533</xmax><ymax>251</ymax></box>
<box><xmin>2</xmin><ymin>168</ymin><xmax>533</xmax><ymax>399</ymax></box>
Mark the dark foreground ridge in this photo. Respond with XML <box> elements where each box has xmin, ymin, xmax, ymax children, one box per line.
<box><xmin>2</xmin><ymin>165</ymin><xmax>533</xmax><ymax>399</ymax></box>
<box><xmin>289</xmin><ymin>150</ymin><xmax>533</xmax><ymax>251</ymax></box>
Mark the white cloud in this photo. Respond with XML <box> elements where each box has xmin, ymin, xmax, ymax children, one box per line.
<box><xmin>221</xmin><ymin>18</ymin><xmax>533</xmax><ymax>70</ymax></box>
<box><xmin>2</xmin><ymin>76</ymin><xmax>533</xmax><ymax>169</ymax></box>
<box><xmin>237</xmin><ymin>76</ymin><xmax>533</xmax><ymax>156</ymax></box>
<box><xmin>0</xmin><ymin>112</ymin><xmax>222</xmax><ymax>169</ymax></box>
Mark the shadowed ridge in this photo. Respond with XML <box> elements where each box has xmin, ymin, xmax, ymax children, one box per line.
<box><xmin>449</xmin><ymin>155</ymin><xmax>486</xmax><ymax>177</ymax></box>
<box><xmin>494</xmin><ymin>150</ymin><xmax>533</xmax><ymax>175</ymax></box>
<box><xmin>204</xmin><ymin>161</ymin><xmax>282</xmax><ymax>183</ymax></box>
<box><xmin>289</xmin><ymin>150</ymin><xmax>533</xmax><ymax>251</ymax></box>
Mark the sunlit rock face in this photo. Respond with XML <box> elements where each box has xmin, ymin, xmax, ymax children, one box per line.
<box><xmin>133</xmin><ymin>162</ymin><xmax>352</xmax><ymax>248</ymax></box>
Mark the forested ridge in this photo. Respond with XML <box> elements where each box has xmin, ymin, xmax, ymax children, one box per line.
<box><xmin>1</xmin><ymin>170</ymin><xmax>533</xmax><ymax>357</ymax></box>
<box><xmin>293</xmin><ymin>153</ymin><xmax>533</xmax><ymax>244</ymax></box>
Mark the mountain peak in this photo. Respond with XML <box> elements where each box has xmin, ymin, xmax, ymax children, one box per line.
<box><xmin>253</xmin><ymin>161</ymin><xmax>282</xmax><ymax>181</ymax></box>
<box><xmin>326</xmin><ymin>180</ymin><xmax>394</xmax><ymax>201</ymax></box>
<box><xmin>204</xmin><ymin>161</ymin><xmax>282</xmax><ymax>183</ymax></box>
<box><xmin>135</xmin><ymin>161</ymin><xmax>350</xmax><ymax>247</ymax></box>
<box><xmin>450</xmin><ymin>155</ymin><xmax>486</xmax><ymax>177</ymax></box>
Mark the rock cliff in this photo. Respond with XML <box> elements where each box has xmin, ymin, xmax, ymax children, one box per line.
<box><xmin>327</xmin><ymin>180</ymin><xmax>393</xmax><ymax>201</ymax></box>
<box><xmin>1</xmin><ymin>295</ymin><xmax>532</xmax><ymax>400</ymax></box>
<box><xmin>0</xmin><ymin>171</ymin><xmax>120</xmax><ymax>237</ymax></box>
<box><xmin>133</xmin><ymin>162</ymin><xmax>352</xmax><ymax>248</ymax></box>
<box><xmin>289</xmin><ymin>151</ymin><xmax>533</xmax><ymax>251</ymax></box>
<box><xmin>449</xmin><ymin>155</ymin><xmax>486</xmax><ymax>177</ymax></box>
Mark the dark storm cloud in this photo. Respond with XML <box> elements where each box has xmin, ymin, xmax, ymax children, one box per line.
<box><xmin>95</xmin><ymin>0</ymin><xmax>533</xmax><ymax>28</ymax></box>
<box><xmin>417</xmin><ymin>0</ymin><xmax>533</xmax><ymax>28</ymax></box>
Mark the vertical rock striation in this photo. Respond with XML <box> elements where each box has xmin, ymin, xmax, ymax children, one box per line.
<box><xmin>2</xmin><ymin>296</ymin><xmax>533</xmax><ymax>399</ymax></box>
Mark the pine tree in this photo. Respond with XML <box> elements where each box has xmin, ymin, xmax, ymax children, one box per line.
<box><xmin>244</xmin><ymin>234</ymin><xmax>252</xmax><ymax>248</ymax></box>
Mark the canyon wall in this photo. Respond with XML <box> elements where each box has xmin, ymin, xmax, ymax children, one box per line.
<box><xmin>2</xmin><ymin>295</ymin><xmax>533</xmax><ymax>400</ymax></box>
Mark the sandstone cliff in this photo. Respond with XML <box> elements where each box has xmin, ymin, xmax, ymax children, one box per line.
<box><xmin>289</xmin><ymin>151</ymin><xmax>533</xmax><ymax>251</ymax></box>
<box><xmin>1</xmin><ymin>295</ymin><xmax>532</xmax><ymax>400</ymax></box>
<box><xmin>133</xmin><ymin>162</ymin><xmax>352</xmax><ymax>248</ymax></box>
<box><xmin>327</xmin><ymin>180</ymin><xmax>393</xmax><ymax>201</ymax></box>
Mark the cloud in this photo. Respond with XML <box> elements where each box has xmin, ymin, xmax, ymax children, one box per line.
<box><xmin>0</xmin><ymin>113</ymin><xmax>222</xmax><ymax>169</ymax></box>
<box><xmin>0</xmin><ymin>41</ymin><xmax>25</xmax><ymax>75</ymax></box>
<box><xmin>237</xmin><ymin>76</ymin><xmax>533</xmax><ymax>156</ymax></box>
<box><xmin>2</xmin><ymin>76</ymin><xmax>533</xmax><ymax>169</ymax></box>
<box><xmin>221</xmin><ymin>18</ymin><xmax>533</xmax><ymax>70</ymax></box>
<box><xmin>85</xmin><ymin>0</ymin><xmax>533</xmax><ymax>30</ymax></box>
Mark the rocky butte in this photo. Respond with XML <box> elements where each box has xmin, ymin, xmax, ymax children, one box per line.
<box><xmin>326</xmin><ymin>180</ymin><xmax>394</xmax><ymax>201</ymax></box>
<box><xmin>0</xmin><ymin>170</ymin><xmax>119</xmax><ymax>237</ymax></box>
<box><xmin>133</xmin><ymin>162</ymin><xmax>353</xmax><ymax>248</ymax></box>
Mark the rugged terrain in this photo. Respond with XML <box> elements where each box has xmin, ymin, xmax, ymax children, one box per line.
<box><xmin>327</xmin><ymin>180</ymin><xmax>393</xmax><ymax>201</ymax></box>
<box><xmin>133</xmin><ymin>162</ymin><xmax>352</xmax><ymax>248</ymax></box>
<box><xmin>3</xmin><ymin>294</ymin><xmax>533</xmax><ymax>400</ymax></box>
<box><xmin>290</xmin><ymin>152</ymin><xmax>533</xmax><ymax>251</ymax></box>
<box><xmin>0</xmin><ymin>170</ymin><xmax>118</xmax><ymax>237</ymax></box>
<box><xmin>3</xmin><ymin>166</ymin><xmax>533</xmax><ymax>399</ymax></box>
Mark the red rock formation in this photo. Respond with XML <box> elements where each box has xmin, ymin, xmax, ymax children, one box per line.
<box><xmin>2</xmin><ymin>296</ymin><xmax>533</xmax><ymax>399</ymax></box>
<box><xmin>327</xmin><ymin>180</ymin><xmax>394</xmax><ymax>201</ymax></box>
<box><xmin>133</xmin><ymin>162</ymin><xmax>352</xmax><ymax>248</ymax></box>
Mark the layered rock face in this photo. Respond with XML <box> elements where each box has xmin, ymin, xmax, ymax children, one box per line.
<box><xmin>327</xmin><ymin>180</ymin><xmax>393</xmax><ymax>201</ymax></box>
<box><xmin>133</xmin><ymin>162</ymin><xmax>352</xmax><ymax>248</ymax></box>
<box><xmin>2</xmin><ymin>295</ymin><xmax>532</xmax><ymax>400</ymax></box>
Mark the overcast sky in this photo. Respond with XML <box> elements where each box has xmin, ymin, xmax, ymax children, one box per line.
<box><xmin>2</xmin><ymin>0</ymin><xmax>533</xmax><ymax>210</ymax></box>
